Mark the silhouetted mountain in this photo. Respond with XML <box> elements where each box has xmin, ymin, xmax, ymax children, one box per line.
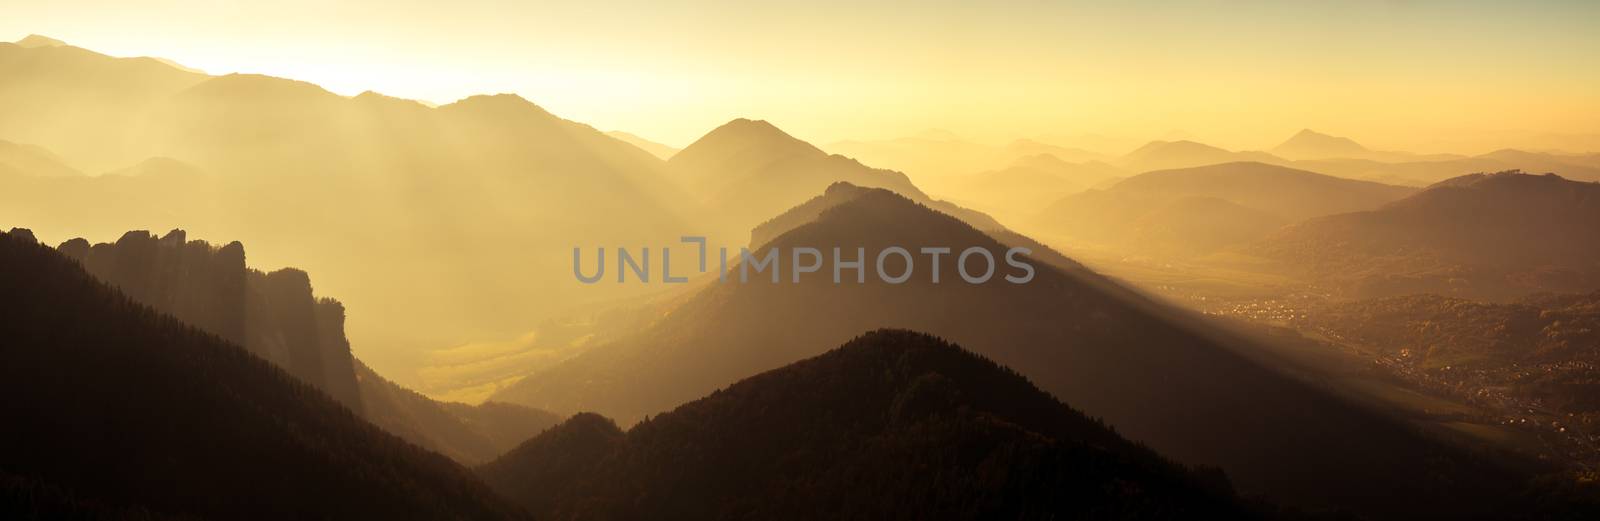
<box><xmin>494</xmin><ymin>185</ymin><xmax>1524</xmax><ymax>516</ymax></box>
<box><xmin>1115</xmin><ymin>140</ymin><xmax>1288</xmax><ymax>173</ymax></box>
<box><xmin>480</xmin><ymin>330</ymin><xmax>1253</xmax><ymax>520</ymax></box>
<box><xmin>1034</xmin><ymin>162</ymin><xmax>1414</xmax><ymax>256</ymax></box>
<box><xmin>604</xmin><ymin>130</ymin><xmax>678</xmax><ymax>159</ymax></box>
<box><xmin>57</xmin><ymin>229</ymin><xmax>363</xmax><ymax>410</ymax></box>
<box><xmin>1253</xmin><ymin>171</ymin><xmax>1600</xmax><ymax>299</ymax></box>
<box><xmin>671</xmin><ymin>118</ymin><xmax>1002</xmax><ymax>241</ymax></box>
<box><xmin>0</xmin><ymin>229</ymin><xmax>528</xmax><ymax>520</ymax></box>
<box><xmin>356</xmin><ymin>359</ymin><xmax>562</xmax><ymax>465</ymax></box>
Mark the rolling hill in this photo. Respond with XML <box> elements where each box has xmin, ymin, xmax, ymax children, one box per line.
<box><xmin>1252</xmin><ymin>171</ymin><xmax>1600</xmax><ymax>299</ymax></box>
<box><xmin>1033</xmin><ymin>162</ymin><xmax>1415</xmax><ymax>256</ymax></box>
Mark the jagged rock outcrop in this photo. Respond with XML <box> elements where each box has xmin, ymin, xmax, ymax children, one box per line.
<box><xmin>57</xmin><ymin>229</ymin><xmax>362</xmax><ymax>411</ymax></box>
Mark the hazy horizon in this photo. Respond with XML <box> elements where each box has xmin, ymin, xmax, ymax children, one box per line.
<box><xmin>5</xmin><ymin>0</ymin><xmax>1598</xmax><ymax>154</ymax></box>
<box><xmin>6</xmin><ymin>4</ymin><xmax>1600</xmax><ymax>518</ymax></box>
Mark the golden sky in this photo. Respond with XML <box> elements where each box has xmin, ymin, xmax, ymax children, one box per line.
<box><xmin>6</xmin><ymin>0</ymin><xmax>1598</xmax><ymax>153</ymax></box>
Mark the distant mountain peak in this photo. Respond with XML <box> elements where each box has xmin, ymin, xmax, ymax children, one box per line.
<box><xmin>672</xmin><ymin>117</ymin><xmax>821</xmax><ymax>166</ymax></box>
<box><xmin>16</xmin><ymin>34</ymin><xmax>67</xmax><ymax>48</ymax></box>
<box><xmin>1272</xmin><ymin>128</ymin><xmax>1370</xmax><ymax>158</ymax></box>
<box><xmin>1126</xmin><ymin>139</ymin><xmax>1229</xmax><ymax>157</ymax></box>
<box><xmin>707</xmin><ymin>118</ymin><xmax>798</xmax><ymax>142</ymax></box>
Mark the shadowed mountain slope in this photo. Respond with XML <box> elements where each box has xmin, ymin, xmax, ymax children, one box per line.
<box><xmin>493</xmin><ymin>185</ymin><xmax>1523</xmax><ymax>516</ymax></box>
<box><xmin>480</xmin><ymin>330</ymin><xmax>1254</xmax><ymax>520</ymax></box>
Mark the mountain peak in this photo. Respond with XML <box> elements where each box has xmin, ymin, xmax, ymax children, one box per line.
<box><xmin>1272</xmin><ymin>128</ymin><xmax>1370</xmax><ymax>158</ymax></box>
<box><xmin>1126</xmin><ymin>139</ymin><xmax>1229</xmax><ymax>158</ymax></box>
<box><xmin>705</xmin><ymin>118</ymin><xmax>797</xmax><ymax>143</ymax></box>
<box><xmin>16</xmin><ymin>34</ymin><xmax>67</xmax><ymax>48</ymax></box>
<box><xmin>671</xmin><ymin>118</ymin><xmax>821</xmax><ymax>169</ymax></box>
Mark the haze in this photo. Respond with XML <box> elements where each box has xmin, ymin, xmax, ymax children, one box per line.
<box><xmin>5</xmin><ymin>0</ymin><xmax>1598</xmax><ymax>153</ymax></box>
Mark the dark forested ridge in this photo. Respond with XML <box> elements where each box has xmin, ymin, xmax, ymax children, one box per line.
<box><xmin>480</xmin><ymin>330</ymin><xmax>1255</xmax><ymax>520</ymax></box>
<box><xmin>0</xmin><ymin>229</ymin><xmax>528</xmax><ymax>520</ymax></box>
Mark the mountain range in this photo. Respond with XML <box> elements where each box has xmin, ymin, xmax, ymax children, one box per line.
<box><xmin>491</xmin><ymin>182</ymin><xmax>1523</xmax><ymax>516</ymax></box>
<box><xmin>1032</xmin><ymin>162</ymin><xmax>1416</xmax><ymax>257</ymax></box>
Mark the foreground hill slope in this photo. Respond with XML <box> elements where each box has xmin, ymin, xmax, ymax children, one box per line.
<box><xmin>1252</xmin><ymin>171</ymin><xmax>1600</xmax><ymax>299</ymax></box>
<box><xmin>495</xmin><ymin>186</ymin><xmax>1522</xmax><ymax>516</ymax></box>
<box><xmin>0</xmin><ymin>230</ymin><xmax>528</xmax><ymax>520</ymax></box>
<box><xmin>480</xmin><ymin>330</ymin><xmax>1253</xmax><ymax>520</ymax></box>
